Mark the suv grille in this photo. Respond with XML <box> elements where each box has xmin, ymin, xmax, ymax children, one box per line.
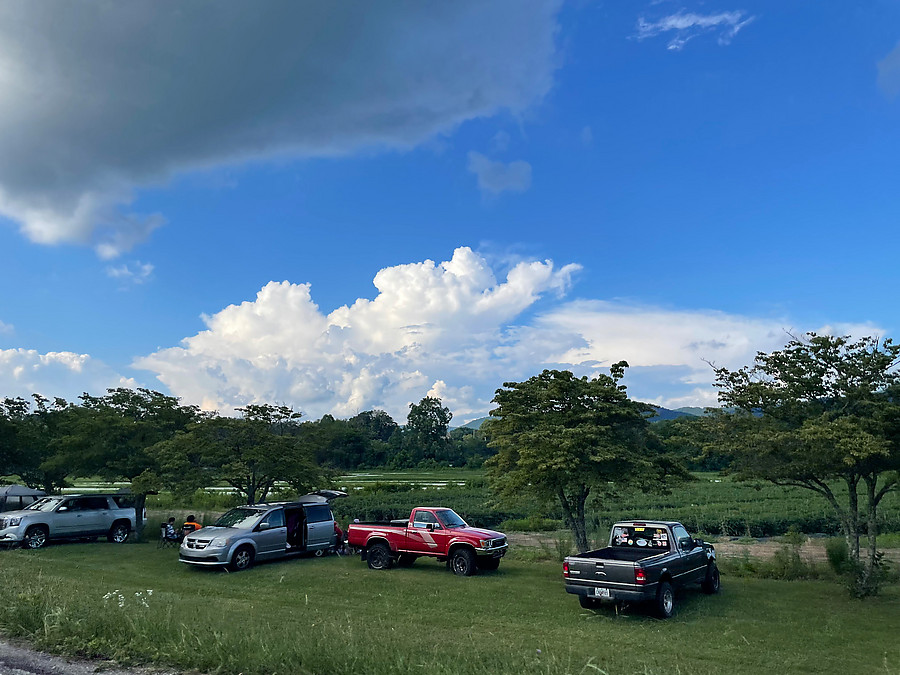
<box><xmin>185</xmin><ymin>538</ymin><xmax>211</xmax><ymax>550</ymax></box>
<box><xmin>0</xmin><ymin>518</ymin><xmax>7</xmax><ymax>530</ymax></box>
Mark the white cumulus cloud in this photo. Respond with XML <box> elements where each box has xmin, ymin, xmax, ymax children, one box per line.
<box><xmin>467</xmin><ymin>152</ymin><xmax>533</xmax><ymax>195</ymax></box>
<box><xmin>106</xmin><ymin>261</ymin><xmax>155</xmax><ymax>286</ymax></box>
<box><xmin>0</xmin><ymin>348</ymin><xmax>138</xmax><ymax>402</ymax></box>
<box><xmin>135</xmin><ymin>247</ymin><xmax>579</xmax><ymax>420</ymax></box>
<box><xmin>0</xmin><ymin>1</ymin><xmax>561</xmax><ymax>257</ymax></box>
<box><xmin>132</xmin><ymin>249</ymin><xmax>883</xmax><ymax>422</ymax></box>
<box><xmin>0</xmin><ymin>320</ymin><xmax>13</xmax><ymax>335</ymax></box>
<box><xmin>636</xmin><ymin>10</ymin><xmax>755</xmax><ymax>51</ymax></box>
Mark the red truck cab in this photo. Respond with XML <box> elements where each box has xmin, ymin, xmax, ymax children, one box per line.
<box><xmin>347</xmin><ymin>506</ymin><xmax>508</xmax><ymax>576</ymax></box>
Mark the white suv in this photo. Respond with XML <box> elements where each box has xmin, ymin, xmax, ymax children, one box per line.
<box><xmin>0</xmin><ymin>494</ymin><xmax>145</xmax><ymax>549</ymax></box>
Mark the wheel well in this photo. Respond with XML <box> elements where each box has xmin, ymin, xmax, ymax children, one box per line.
<box><xmin>111</xmin><ymin>519</ymin><xmax>131</xmax><ymax>530</ymax></box>
<box><xmin>365</xmin><ymin>537</ymin><xmax>390</xmax><ymax>551</ymax></box>
<box><xmin>448</xmin><ymin>543</ymin><xmax>475</xmax><ymax>558</ymax></box>
<box><xmin>659</xmin><ymin>572</ymin><xmax>673</xmax><ymax>584</ymax></box>
<box><xmin>233</xmin><ymin>543</ymin><xmax>255</xmax><ymax>557</ymax></box>
<box><xmin>26</xmin><ymin>523</ymin><xmax>49</xmax><ymax>531</ymax></box>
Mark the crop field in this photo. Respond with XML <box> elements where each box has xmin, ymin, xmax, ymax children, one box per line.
<box><xmin>0</xmin><ymin>542</ymin><xmax>898</xmax><ymax>675</ymax></box>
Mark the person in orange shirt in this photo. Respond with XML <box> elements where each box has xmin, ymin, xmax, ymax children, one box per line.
<box><xmin>181</xmin><ymin>515</ymin><xmax>203</xmax><ymax>536</ymax></box>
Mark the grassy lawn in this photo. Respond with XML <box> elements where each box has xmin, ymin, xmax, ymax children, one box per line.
<box><xmin>1</xmin><ymin>542</ymin><xmax>897</xmax><ymax>675</ymax></box>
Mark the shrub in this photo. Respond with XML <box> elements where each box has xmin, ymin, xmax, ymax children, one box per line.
<box><xmin>824</xmin><ymin>538</ymin><xmax>850</xmax><ymax>574</ymax></box>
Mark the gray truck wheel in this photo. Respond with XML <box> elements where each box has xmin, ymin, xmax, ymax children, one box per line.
<box><xmin>229</xmin><ymin>545</ymin><xmax>255</xmax><ymax>572</ymax></box>
<box><xmin>701</xmin><ymin>564</ymin><xmax>720</xmax><ymax>594</ymax></box>
<box><xmin>450</xmin><ymin>547</ymin><xmax>477</xmax><ymax>576</ymax></box>
<box><xmin>366</xmin><ymin>542</ymin><xmax>393</xmax><ymax>570</ymax></box>
<box><xmin>655</xmin><ymin>581</ymin><xmax>675</xmax><ymax>619</ymax></box>
<box><xmin>578</xmin><ymin>594</ymin><xmax>600</xmax><ymax>609</ymax></box>
<box><xmin>23</xmin><ymin>526</ymin><xmax>48</xmax><ymax>549</ymax></box>
<box><xmin>107</xmin><ymin>522</ymin><xmax>130</xmax><ymax>543</ymax></box>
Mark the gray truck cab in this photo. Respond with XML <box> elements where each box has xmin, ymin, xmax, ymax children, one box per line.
<box><xmin>179</xmin><ymin>490</ymin><xmax>347</xmax><ymax>571</ymax></box>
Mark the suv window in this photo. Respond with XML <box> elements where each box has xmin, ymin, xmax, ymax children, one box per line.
<box><xmin>305</xmin><ymin>505</ymin><xmax>332</xmax><ymax>523</ymax></box>
<box><xmin>112</xmin><ymin>495</ymin><xmax>135</xmax><ymax>509</ymax></box>
<box><xmin>81</xmin><ymin>496</ymin><xmax>110</xmax><ymax>510</ymax></box>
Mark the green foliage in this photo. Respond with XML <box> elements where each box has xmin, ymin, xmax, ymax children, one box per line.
<box><xmin>405</xmin><ymin>396</ymin><xmax>453</xmax><ymax>464</ymax></box>
<box><xmin>485</xmin><ymin>367</ymin><xmax>690</xmax><ymax>552</ymax></box>
<box><xmin>713</xmin><ymin>333</ymin><xmax>900</xmax><ymax>596</ymax></box>
<box><xmin>498</xmin><ymin>516</ymin><xmax>564</xmax><ymax>532</ymax></box>
<box><xmin>719</xmin><ymin>549</ymin><xmax>823</xmax><ymax>581</ymax></box>
<box><xmin>825</xmin><ymin>537</ymin><xmax>850</xmax><ymax>574</ymax></box>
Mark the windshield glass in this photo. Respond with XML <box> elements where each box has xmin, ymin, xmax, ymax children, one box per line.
<box><xmin>24</xmin><ymin>497</ymin><xmax>64</xmax><ymax>512</ymax></box>
<box><xmin>214</xmin><ymin>508</ymin><xmax>264</xmax><ymax>529</ymax></box>
<box><xmin>436</xmin><ymin>510</ymin><xmax>467</xmax><ymax>528</ymax></box>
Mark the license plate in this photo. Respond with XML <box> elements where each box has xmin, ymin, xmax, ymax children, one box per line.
<box><xmin>592</xmin><ymin>587</ymin><xmax>611</xmax><ymax>599</ymax></box>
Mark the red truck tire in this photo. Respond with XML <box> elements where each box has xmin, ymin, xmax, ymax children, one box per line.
<box><xmin>449</xmin><ymin>547</ymin><xmax>477</xmax><ymax>576</ymax></box>
<box><xmin>367</xmin><ymin>542</ymin><xmax>394</xmax><ymax>570</ymax></box>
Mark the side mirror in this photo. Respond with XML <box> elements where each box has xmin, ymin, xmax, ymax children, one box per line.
<box><xmin>679</xmin><ymin>537</ymin><xmax>692</xmax><ymax>550</ymax></box>
<box><xmin>58</xmin><ymin>506</ymin><xmax>68</xmax><ymax>512</ymax></box>
<box><xmin>426</xmin><ymin>523</ymin><xmax>435</xmax><ymax>532</ymax></box>
<box><xmin>258</xmin><ymin>521</ymin><xmax>271</xmax><ymax>531</ymax></box>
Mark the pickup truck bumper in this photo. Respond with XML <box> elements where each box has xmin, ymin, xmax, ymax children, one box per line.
<box><xmin>564</xmin><ymin>581</ymin><xmax>657</xmax><ymax>603</ymax></box>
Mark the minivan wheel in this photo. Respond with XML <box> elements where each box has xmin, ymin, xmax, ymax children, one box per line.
<box><xmin>107</xmin><ymin>522</ymin><xmax>130</xmax><ymax>543</ymax></box>
<box><xmin>366</xmin><ymin>542</ymin><xmax>393</xmax><ymax>570</ymax></box>
<box><xmin>229</xmin><ymin>545</ymin><xmax>255</xmax><ymax>572</ymax></box>
<box><xmin>23</xmin><ymin>526</ymin><xmax>48</xmax><ymax>549</ymax></box>
<box><xmin>655</xmin><ymin>581</ymin><xmax>675</xmax><ymax>619</ymax></box>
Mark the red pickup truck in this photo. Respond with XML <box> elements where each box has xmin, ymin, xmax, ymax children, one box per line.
<box><xmin>347</xmin><ymin>506</ymin><xmax>508</xmax><ymax>576</ymax></box>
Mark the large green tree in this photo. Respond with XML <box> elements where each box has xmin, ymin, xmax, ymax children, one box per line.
<box><xmin>712</xmin><ymin>333</ymin><xmax>900</xmax><ymax>593</ymax></box>
<box><xmin>484</xmin><ymin>366</ymin><xmax>687</xmax><ymax>553</ymax></box>
<box><xmin>406</xmin><ymin>396</ymin><xmax>452</xmax><ymax>465</ymax></box>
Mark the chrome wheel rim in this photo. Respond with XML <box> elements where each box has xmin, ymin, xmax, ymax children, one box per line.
<box><xmin>370</xmin><ymin>548</ymin><xmax>386</xmax><ymax>569</ymax></box>
<box><xmin>235</xmin><ymin>550</ymin><xmax>251</xmax><ymax>569</ymax></box>
<box><xmin>452</xmin><ymin>555</ymin><xmax>467</xmax><ymax>575</ymax></box>
<box><xmin>663</xmin><ymin>590</ymin><xmax>674</xmax><ymax>614</ymax></box>
<box><xmin>113</xmin><ymin>527</ymin><xmax>128</xmax><ymax>543</ymax></box>
<box><xmin>27</xmin><ymin>530</ymin><xmax>46</xmax><ymax>548</ymax></box>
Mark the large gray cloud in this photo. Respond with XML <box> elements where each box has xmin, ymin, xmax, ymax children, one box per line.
<box><xmin>0</xmin><ymin>1</ymin><xmax>562</xmax><ymax>257</ymax></box>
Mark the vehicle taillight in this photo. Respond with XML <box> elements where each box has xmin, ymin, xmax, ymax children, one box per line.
<box><xmin>563</xmin><ymin>561</ymin><xmax>569</xmax><ymax>577</ymax></box>
<box><xmin>635</xmin><ymin>567</ymin><xmax>646</xmax><ymax>585</ymax></box>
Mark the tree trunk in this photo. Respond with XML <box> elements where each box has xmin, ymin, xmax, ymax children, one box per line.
<box><xmin>862</xmin><ymin>476</ymin><xmax>879</xmax><ymax>586</ymax></box>
<box><xmin>558</xmin><ymin>486</ymin><xmax>590</xmax><ymax>553</ymax></box>
<box><xmin>133</xmin><ymin>492</ymin><xmax>147</xmax><ymax>542</ymax></box>
<box><xmin>846</xmin><ymin>476</ymin><xmax>860</xmax><ymax>561</ymax></box>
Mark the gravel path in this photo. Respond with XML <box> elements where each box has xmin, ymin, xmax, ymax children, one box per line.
<box><xmin>0</xmin><ymin>638</ymin><xmax>185</xmax><ymax>675</ymax></box>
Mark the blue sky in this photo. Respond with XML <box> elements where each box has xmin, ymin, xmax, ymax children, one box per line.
<box><xmin>1</xmin><ymin>1</ymin><xmax>898</xmax><ymax>423</ymax></box>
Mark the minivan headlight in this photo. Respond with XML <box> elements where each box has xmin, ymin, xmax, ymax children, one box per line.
<box><xmin>208</xmin><ymin>538</ymin><xmax>229</xmax><ymax>548</ymax></box>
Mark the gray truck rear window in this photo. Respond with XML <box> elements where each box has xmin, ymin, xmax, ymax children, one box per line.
<box><xmin>612</xmin><ymin>526</ymin><xmax>670</xmax><ymax>550</ymax></box>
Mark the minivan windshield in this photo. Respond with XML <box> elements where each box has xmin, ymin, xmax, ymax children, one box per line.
<box><xmin>436</xmin><ymin>509</ymin><xmax>467</xmax><ymax>529</ymax></box>
<box><xmin>24</xmin><ymin>497</ymin><xmax>64</xmax><ymax>512</ymax></box>
<box><xmin>214</xmin><ymin>507</ymin><xmax>264</xmax><ymax>529</ymax></box>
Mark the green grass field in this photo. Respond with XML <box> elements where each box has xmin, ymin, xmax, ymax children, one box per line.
<box><xmin>1</xmin><ymin>542</ymin><xmax>897</xmax><ymax>675</ymax></box>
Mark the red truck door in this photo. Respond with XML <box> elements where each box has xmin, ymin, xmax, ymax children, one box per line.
<box><xmin>405</xmin><ymin>510</ymin><xmax>451</xmax><ymax>554</ymax></box>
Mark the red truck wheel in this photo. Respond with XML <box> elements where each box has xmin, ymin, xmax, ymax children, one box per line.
<box><xmin>449</xmin><ymin>547</ymin><xmax>477</xmax><ymax>576</ymax></box>
<box><xmin>367</xmin><ymin>542</ymin><xmax>394</xmax><ymax>570</ymax></box>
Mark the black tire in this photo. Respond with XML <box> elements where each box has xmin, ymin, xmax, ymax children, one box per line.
<box><xmin>655</xmin><ymin>581</ymin><xmax>675</xmax><ymax>619</ymax></box>
<box><xmin>578</xmin><ymin>594</ymin><xmax>601</xmax><ymax>609</ymax></box>
<box><xmin>476</xmin><ymin>556</ymin><xmax>501</xmax><ymax>571</ymax></box>
<box><xmin>366</xmin><ymin>542</ymin><xmax>394</xmax><ymax>570</ymax></box>
<box><xmin>449</xmin><ymin>547</ymin><xmax>477</xmax><ymax>576</ymax></box>
<box><xmin>701</xmin><ymin>564</ymin><xmax>721</xmax><ymax>594</ymax></box>
<box><xmin>107</xmin><ymin>522</ymin><xmax>130</xmax><ymax>544</ymax></box>
<box><xmin>229</xmin><ymin>545</ymin><xmax>255</xmax><ymax>572</ymax></box>
<box><xmin>23</xmin><ymin>526</ymin><xmax>48</xmax><ymax>549</ymax></box>
<box><xmin>397</xmin><ymin>554</ymin><xmax>418</xmax><ymax>567</ymax></box>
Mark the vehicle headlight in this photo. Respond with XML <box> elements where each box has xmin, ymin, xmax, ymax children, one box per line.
<box><xmin>5</xmin><ymin>517</ymin><xmax>22</xmax><ymax>527</ymax></box>
<box><xmin>480</xmin><ymin>539</ymin><xmax>492</xmax><ymax>548</ymax></box>
<box><xmin>208</xmin><ymin>538</ymin><xmax>229</xmax><ymax>548</ymax></box>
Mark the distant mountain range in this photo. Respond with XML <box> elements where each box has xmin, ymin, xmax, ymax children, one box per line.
<box><xmin>457</xmin><ymin>405</ymin><xmax>712</xmax><ymax>430</ymax></box>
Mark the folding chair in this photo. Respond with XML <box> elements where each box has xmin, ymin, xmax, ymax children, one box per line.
<box><xmin>157</xmin><ymin>523</ymin><xmax>178</xmax><ymax>549</ymax></box>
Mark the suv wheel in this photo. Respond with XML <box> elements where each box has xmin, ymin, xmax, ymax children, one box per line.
<box><xmin>107</xmin><ymin>522</ymin><xmax>130</xmax><ymax>543</ymax></box>
<box><xmin>449</xmin><ymin>547</ymin><xmax>477</xmax><ymax>576</ymax></box>
<box><xmin>23</xmin><ymin>526</ymin><xmax>48</xmax><ymax>549</ymax></box>
<box><xmin>229</xmin><ymin>545</ymin><xmax>255</xmax><ymax>572</ymax></box>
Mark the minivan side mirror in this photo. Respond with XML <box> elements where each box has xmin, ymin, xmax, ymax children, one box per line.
<box><xmin>258</xmin><ymin>521</ymin><xmax>271</xmax><ymax>531</ymax></box>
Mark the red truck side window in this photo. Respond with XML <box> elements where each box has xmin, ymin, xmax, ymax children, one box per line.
<box><xmin>412</xmin><ymin>511</ymin><xmax>441</xmax><ymax>529</ymax></box>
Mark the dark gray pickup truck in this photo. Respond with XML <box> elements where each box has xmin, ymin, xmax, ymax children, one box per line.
<box><xmin>563</xmin><ymin>520</ymin><xmax>719</xmax><ymax>618</ymax></box>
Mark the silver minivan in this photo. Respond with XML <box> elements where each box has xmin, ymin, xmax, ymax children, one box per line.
<box><xmin>179</xmin><ymin>490</ymin><xmax>346</xmax><ymax>571</ymax></box>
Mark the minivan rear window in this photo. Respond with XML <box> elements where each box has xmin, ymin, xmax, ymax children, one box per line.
<box><xmin>611</xmin><ymin>526</ymin><xmax>670</xmax><ymax>550</ymax></box>
<box><xmin>305</xmin><ymin>505</ymin><xmax>332</xmax><ymax>523</ymax></box>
